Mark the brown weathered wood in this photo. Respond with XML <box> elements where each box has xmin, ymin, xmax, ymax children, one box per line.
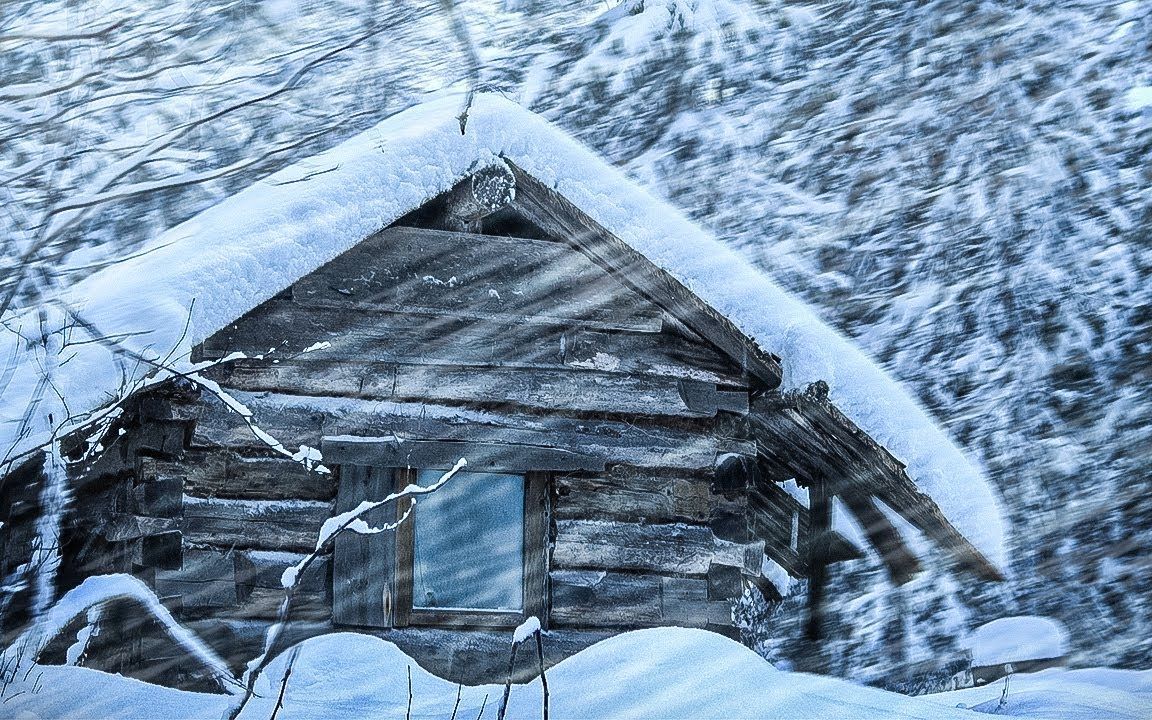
<box><xmin>180</xmin><ymin>496</ymin><xmax>330</xmax><ymax>553</ymax></box>
<box><xmin>146</xmin><ymin>450</ymin><xmax>336</xmax><ymax>502</ymax></box>
<box><xmin>332</xmin><ymin>465</ymin><xmax>395</xmax><ymax>628</ymax></box>
<box><xmin>550</xmin><ymin>570</ymin><xmax>662</xmax><ymax>628</ymax></box>
<box><xmin>193</xmin><ymin>390</ymin><xmax>755</xmax><ymax>472</ymax></box>
<box><xmin>210</xmin><ymin>360</ymin><xmax>712</xmax><ymax>419</ymax></box>
<box><xmin>292</xmin><ymin>226</ymin><xmax>662</xmax><ymax>332</ymax></box>
<box><xmin>677</xmin><ymin>379</ymin><xmax>749</xmax><ymax>416</ymax></box>
<box><xmin>554</xmin><ymin>468</ymin><xmax>713</xmax><ymax>524</ymax></box>
<box><xmin>552</xmin><ymin>520</ymin><xmax>753</xmax><ymax>576</ymax></box>
<box><xmin>840</xmin><ymin>492</ymin><xmax>921</xmax><ymax>585</ymax></box>
<box><xmin>509</xmin><ymin>166</ymin><xmax>782</xmax><ymax>389</ymax></box>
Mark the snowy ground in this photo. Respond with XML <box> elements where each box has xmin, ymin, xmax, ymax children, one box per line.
<box><xmin>5</xmin><ymin>628</ymin><xmax>1150</xmax><ymax>720</ymax></box>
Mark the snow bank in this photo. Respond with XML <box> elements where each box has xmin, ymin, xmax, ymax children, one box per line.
<box><xmin>226</xmin><ymin>628</ymin><xmax>978</xmax><ymax>720</ymax></box>
<box><xmin>0</xmin><ymin>93</ymin><xmax>1005</xmax><ymax>568</ymax></box>
<box><xmin>966</xmin><ymin>616</ymin><xmax>1071</xmax><ymax>667</ymax></box>
<box><xmin>926</xmin><ymin>667</ymin><xmax>1152</xmax><ymax>720</ymax></box>
<box><xmin>10</xmin><ymin>626</ymin><xmax>1148</xmax><ymax>720</ymax></box>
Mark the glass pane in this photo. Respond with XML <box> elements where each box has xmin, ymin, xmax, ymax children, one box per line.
<box><xmin>412</xmin><ymin>469</ymin><xmax>525</xmax><ymax>612</ymax></box>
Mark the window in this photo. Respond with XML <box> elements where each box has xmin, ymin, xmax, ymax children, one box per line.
<box><xmin>329</xmin><ymin>462</ymin><xmax>547</xmax><ymax>630</ymax></box>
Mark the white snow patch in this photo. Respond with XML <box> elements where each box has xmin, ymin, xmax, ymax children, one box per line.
<box><xmin>967</xmin><ymin>616</ymin><xmax>1071</xmax><ymax>667</ymax></box>
<box><xmin>512</xmin><ymin>615</ymin><xmax>541</xmax><ymax>644</ymax></box>
<box><xmin>760</xmin><ymin>556</ymin><xmax>792</xmax><ymax>598</ymax></box>
<box><xmin>1124</xmin><ymin>86</ymin><xmax>1152</xmax><ymax>110</ymax></box>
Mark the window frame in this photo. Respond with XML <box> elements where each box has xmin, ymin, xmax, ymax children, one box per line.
<box><xmin>391</xmin><ymin>468</ymin><xmax>549</xmax><ymax>630</ymax></box>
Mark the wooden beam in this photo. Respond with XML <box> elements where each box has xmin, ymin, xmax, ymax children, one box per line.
<box><xmin>508</xmin><ymin>165</ymin><xmax>783</xmax><ymax>390</ymax></box>
<box><xmin>749</xmin><ymin>386</ymin><xmax>1003</xmax><ymax>582</ymax></box>
<box><xmin>321</xmin><ymin>437</ymin><xmax>600</xmax><ymax>473</ymax></box>
<box><xmin>331</xmin><ymin>465</ymin><xmax>395</xmax><ymax>628</ymax></box>
<box><xmin>840</xmin><ymin>492</ymin><xmax>921</xmax><ymax>586</ymax></box>
<box><xmin>192</xmin><ymin>390</ymin><xmax>756</xmax><ymax>473</ymax></box>
<box><xmin>804</xmin><ymin>475</ymin><xmax>830</xmax><ymax>644</ymax></box>
<box><xmin>292</xmin><ymin>225</ymin><xmax>662</xmax><ymax>332</ymax></box>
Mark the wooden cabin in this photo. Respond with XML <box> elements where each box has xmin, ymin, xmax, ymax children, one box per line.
<box><xmin>0</xmin><ymin>97</ymin><xmax>1002</xmax><ymax>688</ymax></box>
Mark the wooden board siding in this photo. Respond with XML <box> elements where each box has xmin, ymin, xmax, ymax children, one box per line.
<box><xmin>291</xmin><ymin>226</ymin><xmax>664</xmax><ymax>331</ymax></box>
<box><xmin>332</xmin><ymin>465</ymin><xmax>395</xmax><ymax>628</ymax></box>
<box><xmin>191</xmin><ymin>391</ymin><xmax>756</xmax><ymax>473</ymax></box>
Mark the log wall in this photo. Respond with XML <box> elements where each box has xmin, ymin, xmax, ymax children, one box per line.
<box><xmin>25</xmin><ymin>221</ymin><xmax>801</xmax><ymax>686</ymax></box>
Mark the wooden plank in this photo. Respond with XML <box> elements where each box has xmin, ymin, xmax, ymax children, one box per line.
<box><xmin>750</xmin><ymin>387</ymin><xmax>1003</xmax><ymax>581</ymax></box>
<box><xmin>748</xmin><ymin>482</ymin><xmax>807</xmax><ymax>575</ymax></box>
<box><xmin>180</xmin><ymin>496</ymin><xmax>330</xmax><ymax>553</ymax></box>
<box><xmin>840</xmin><ymin>492</ymin><xmax>921</xmax><ymax>585</ymax></box>
<box><xmin>805</xmin><ymin>475</ymin><xmax>831</xmax><ymax>643</ymax></box>
<box><xmin>508</xmin><ymin>166</ymin><xmax>783</xmax><ymax>389</ymax></box>
<box><xmin>234</xmin><ymin>550</ymin><xmax>330</xmax><ymax>595</ymax></box>
<box><xmin>550</xmin><ymin>570</ymin><xmax>662</xmax><ymax>628</ymax></box>
<box><xmin>322</xmin><ymin>437</ymin><xmax>600</xmax><ymax>473</ymax></box>
<box><xmin>228</xmin><ymin>587</ymin><xmax>330</xmax><ymax>621</ymax></box>
<box><xmin>192</xmin><ymin>390</ymin><xmax>755</xmax><ymax>472</ymax></box>
<box><xmin>331</xmin><ymin>465</ymin><xmax>395</xmax><ymax>628</ymax></box>
<box><xmin>199</xmin><ymin>298</ymin><xmax>745</xmax><ymax>382</ymax></box>
<box><xmin>553</xmin><ymin>468</ymin><xmax>712</xmax><ymax>523</ymax></box>
<box><xmin>660</xmin><ymin>576</ymin><xmax>734</xmax><ymax>627</ymax></box>
<box><xmin>154</xmin><ymin>548</ymin><xmax>237</xmax><ymax>610</ymax></box>
<box><xmin>209</xmin><ymin>360</ymin><xmax>709</xmax><ymax>419</ymax></box>
<box><xmin>292</xmin><ymin>226</ymin><xmax>662</xmax><ymax>332</ymax></box>
<box><xmin>564</xmin><ymin>328</ymin><xmax>744</xmax><ymax>385</ymax></box>
<box><xmin>552</xmin><ymin>520</ymin><xmax>753</xmax><ymax>576</ymax></box>
<box><xmin>149</xmin><ymin>450</ymin><xmax>336</xmax><ymax>502</ymax></box>
<box><xmin>523</xmin><ymin>471</ymin><xmax>549</xmax><ymax>626</ymax></box>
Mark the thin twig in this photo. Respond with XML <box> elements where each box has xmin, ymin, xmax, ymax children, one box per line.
<box><xmin>535</xmin><ymin>631</ymin><xmax>549</xmax><ymax>720</ymax></box>
<box><xmin>406</xmin><ymin>665</ymin><xmax>413</xmax><ymax>720</ymax></box>
<box><xmin>269</xmin><ymin>646</ymin><xmax>300</xmax><ymax>720</ymax></box>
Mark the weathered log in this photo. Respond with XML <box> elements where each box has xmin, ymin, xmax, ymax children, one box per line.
<box><xmin>154</xmin><ymin>548</ymin><xmax>237</xmax><ymax>610</ymax></box>
<box><xmin>292</xmin><ymin>226</ymin><xmax>662</xmax><ymax>332</ymax></box>
<box><xmin>322</xmin><ymin>437</ymin><xmax>600</xmax><ymax>473</ymax></box>
<box><xmin>548</xmin><ymin>570</ymin><xmax>662</xmax><ymax>628</ymax></box>
<box><xmin>509</xmin><ymin>166</ymin><xmax>782</xmax><ymax>389</ymax></box>
<box><xmin>141</xmin><ymin>452</ymin><xmax>336</xmax><ymax>502</ymax></box>
<box><xmin>552</xmin><ymin>520</ymin><xmax>757</xmax><ymax>576</ymax></box>
<box><xmin>553</xmin><ymin>468</ymin><xmax>713</xmax><ymax>523</ymax></box>
<box><xmin>180</xmin><ymin>496</ymin><xmax>331</xmax><ymax>553</ymax></box>
<box><xmin>210</xmin><ymin>360</ymin><xmax>720</xmax><ymax>419</ymax></box>
<box><xmin>660</xmin><ymin>576</ymin><xmax>734</xmax><ymax>627</ymax></box>
<box><xmin>198</xmin><ymin>300</ymin><xmax>746</xmax><ymax>385</ymax></box>
<box><xmin>192</xmin><ymin>391</ymin><xmax>755</xmax><ymax>472</ymax></box>
<box><xmin>442</xmin><ymin>162</ymin><xmax>516</xmax><ymax>231</ymax></box>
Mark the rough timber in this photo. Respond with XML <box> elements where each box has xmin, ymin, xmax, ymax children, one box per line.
<box><xmin>0</xmin><ymin>100</ymin><xmax>1003</xmax><ymax>689</ymax></box>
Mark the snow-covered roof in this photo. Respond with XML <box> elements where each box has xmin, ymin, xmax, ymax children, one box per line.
<box><xmin>0</xmin><ymin>93</ymin><xmax>1006</xmax><ymax>569</ymax></box>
